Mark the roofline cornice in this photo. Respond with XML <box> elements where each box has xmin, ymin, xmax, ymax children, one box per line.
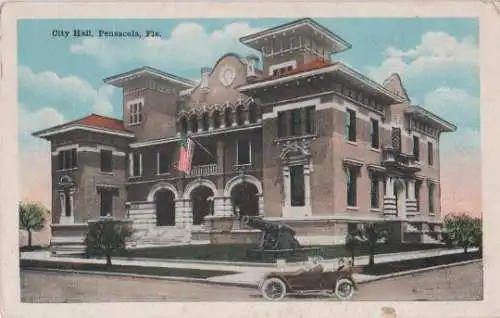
<box><xmin>237</xmin><ymin>63</ymin><xmax>405</xmax><ymax>103</ymax></box>
<box><xmin>32</xmin><ymin>125</ymin><xmax>135</xmax><ymax>139</ymax></box>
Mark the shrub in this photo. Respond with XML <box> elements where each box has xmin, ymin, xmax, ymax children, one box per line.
<box><xmin>84</xmin><ymin>217</ymin><xmax>134</xmax><ymax>266</ymax></box>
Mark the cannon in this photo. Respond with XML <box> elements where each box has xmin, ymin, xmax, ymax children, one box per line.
<box><xmin>241</xmin><ymin>216</ymin><xmax>320</xmax><ymax>261</ymax></box>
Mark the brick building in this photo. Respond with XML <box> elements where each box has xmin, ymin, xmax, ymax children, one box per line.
<box><xmin>33</xmin><ymin>18</ymin><xmax>456</xmax><ymax>251</ymax></box>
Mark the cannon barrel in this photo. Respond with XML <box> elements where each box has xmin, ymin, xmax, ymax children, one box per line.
<box><xmin>243</xmin><ymin>216</ymin><xmax>282</xmax><ymax>232</ymax></box>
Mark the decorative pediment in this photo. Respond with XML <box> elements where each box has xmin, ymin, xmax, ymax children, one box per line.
<box><xmin>58</xmin><ymin>175</ymin><xmax>74</xmax><ymax>187</ymax></box>
<box><xmin>278</xmin><ymin>138</ymin><xmax>314</xmax><ymax>161</ymax></box>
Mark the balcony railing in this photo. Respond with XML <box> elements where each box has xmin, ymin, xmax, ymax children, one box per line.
<box><xmin>191</xmin><ymin>164</ymin><xmax>222</xmax><ymax>176</ymax></box>
<box><xmin>382</xmin><ymin>146</ymin><xmax>420</xmax><ymax>172</ymax></box>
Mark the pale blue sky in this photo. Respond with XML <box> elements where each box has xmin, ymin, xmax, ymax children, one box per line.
<box><xmin>18</xmin><ymin>18</ymin><xmax>479</xmax><ymax>154</ymax></box>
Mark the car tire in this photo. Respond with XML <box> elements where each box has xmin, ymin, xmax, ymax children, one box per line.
<box><xmin>334</xmin><ymin>278</ymin><xmax>355</xmax><ymax>300</ymax></box>
<box><xmin>261</xmin><ymin>278</ymin><xmax>287</xmax><ymax>301</ymax></box>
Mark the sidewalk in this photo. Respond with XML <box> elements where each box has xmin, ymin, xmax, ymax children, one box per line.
<box><xmin>20</xmin><ymin>247</ymin><xmax>478</xmax><ymax>287</ymax></box>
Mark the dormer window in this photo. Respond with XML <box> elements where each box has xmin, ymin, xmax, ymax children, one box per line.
<box><xmin>128</xmin><ymin>99</ymin><xmax>143</xmax><ymax>125</ymax></box>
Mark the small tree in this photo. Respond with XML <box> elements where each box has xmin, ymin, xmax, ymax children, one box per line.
<box><xmin>19</xmin><ymin>202</ymin><xmax>47</xmax><ymax>249</ymax></box>
<box><xmin>356</xmin><ymin>222</ymin><xmax>388</xmax><ymax>267</ymax></box>
<box><xmin>443</xmin><ymin>213</ymin><xmax>478</xmax><ymax>255</ymax></box>
<box><xmin>471</xmin><ymin>217</ymin><xmax>482</xmax><ymax>255</ymax></box>
<box><xmin>85</xmin><ymin>217</ymin><xmax>134</xmax><ymax>266</ymax></box>
<box><xmin>344</xmin><ymin>232</ymin><xmax>362</xmax><ymax>265</ymax></box>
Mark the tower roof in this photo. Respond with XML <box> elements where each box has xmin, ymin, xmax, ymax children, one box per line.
<box><xmin>103</xmin><ymin>66</ymin><xmax>196</xmax><ymax>89</ymax></box>
<box><xmin>32</xmin><ymin>113</ymin><xmax>135</xmax><ymax>139</ymax></box>
<box><xmin>239</xmin><ymin>18</ymin><xmax>352</xmax><ymax>55</ymax></box>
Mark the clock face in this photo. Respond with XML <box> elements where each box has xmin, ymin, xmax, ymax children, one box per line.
<box><xmin>219</xmin><ymin>66</ymin><xmax>236</xmax><ymax>87</ymax></box>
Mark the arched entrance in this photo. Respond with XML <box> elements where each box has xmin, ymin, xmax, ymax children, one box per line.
<box><xmin>230</xmin><ymin>182</ymin><xmax>259</xmax><ymax>216</ymax></box>
<box><xmin>155</xmin><ymin>190</ymin><xmax>176</xmax><ymax>226</ymax></box>
<box><xmin>191</xmin><ymin>186</ymin><xmax>214</xmax><ymax>225</ymax></box>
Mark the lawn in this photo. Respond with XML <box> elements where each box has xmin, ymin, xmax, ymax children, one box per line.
<box><xmin>119</xmin><ymin>242</ymin><xmax>445</xmax><ymax>263</ymax></box>
<box><xmin>361</xmin><ymin>251</ymin><xmax>481</xmax><ymax>276</ymax></box>
<box><xmin>20</xmin><ymin>259</ymin><xmax>238</xmax><ymax>279</ymax></box>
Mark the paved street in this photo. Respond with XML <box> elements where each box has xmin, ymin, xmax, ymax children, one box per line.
<box><xmin>21</xmin><ymin>261</ymin><xmax>482</xmax><ymax>302</ymax></box>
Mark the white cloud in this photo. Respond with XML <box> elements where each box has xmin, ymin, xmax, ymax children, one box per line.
<box><xmin>19</xmin><ymin>106</ymin><xmax>65</xmax><ymax>211</ymax></box>
<box><xmin>366</xmin><ymin>32</ymin><xmax>478</xmax><ymax>82</ymax></box>
<box><xmin>423</xmin><ymin>87</ymin><xmax>480</xmax><ymax>130</ymax></box>
<box><xmin>70</xmin><ymin>22</ymin><xmax>263</xmax><ymax>70</ymax></box>
<box><xmin>19</xmin><ymin>66</ymin><xmax>115</xmax><ymax>114</ymax></box>
<box><xmin>420</xmin><ymin>87</ymin><xmax>480</xmax><ymax>155</ymax></box>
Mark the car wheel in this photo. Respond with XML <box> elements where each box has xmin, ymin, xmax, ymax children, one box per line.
<box><xmin>334</xmin><ymin>278</ymin><xmax>355</xmax><ymax>300</ymax></box>
<box><xmin>261</xmin><ymin>278</ymin><xmax>287</xmax><ymax>301</ymax></box>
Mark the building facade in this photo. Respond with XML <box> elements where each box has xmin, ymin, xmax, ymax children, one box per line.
<box><xmin>33</xmin><ymin>18</ymin><xmax>456</xmax><ymax>251</ymax></box>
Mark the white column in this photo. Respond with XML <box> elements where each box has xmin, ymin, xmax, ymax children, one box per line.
<box><xmin>408</xmin><ymin>180</ymin><xmax>416</xmax><ymax>200</ymax></box>
<box><xmin>68</xmin><ymin>190</ymin><xmax>75</xmax><ymax>224</ymax></box>
<box><xmin>213</xmin><ymin>197</ymin><xmax>226</xmax><ymax>217</ymax></box>
<box><xmin>386</xmin><ymin>177</ymin><xmax>395</xmax><ymax>197</ymax></box>
<box><xmin>283</xmin><ymin>166</ymin><xmax>291</xmax><ymax>208</ymax></box>
<box><xmin>185</xmin><ymin>200</ymin><xmax>193</xmax><ymax>226</ymax></box>
<box><xmin>258</xmin><ymin>194</ymin><xmax>264</xmax><ymax>216</ymax></box>
<box><xmin>304</xmin><ymin>164</ymin><xmax>311</xmax><ymax>215</ymax></box>
<box><xmin>224</xmin><ymin>197</ymin><xmax>233</xmax><ymax>217</ymax></box>
<box><xmin>174</xmin><ymin>199</ymin><xmax>185</xmax><ymax>227</ymax></box>
<box><xmin>59</xmin><ymin>192</ymin><xmax>66</xmax><ymax>224</ymax></box>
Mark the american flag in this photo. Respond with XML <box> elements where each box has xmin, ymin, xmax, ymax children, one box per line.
<box><xmin>177</xmin><ymin>133</ymin><xmax>195</xmax><ymax>174</ymax></box>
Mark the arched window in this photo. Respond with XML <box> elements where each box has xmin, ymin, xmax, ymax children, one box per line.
<box><xmin>224</xmin><ymin>108</ymin><xmax>233</xmax><ymax>127</ymax></box>
<box><xmin>190</xmin><ymin>115</ymin><xmax>198</xmax><ymax>133</ymax></box>
<box><xmin>213</xmin><ymin>110</ymin><xmax>221</xmax><ymax>129</ymax></box>
<box><xmin>235</xmin><ymin>106</ymin><xmax>244</xmax><ymax>125</ymax></box>
<box><xmin>180</xmin><ymin>117</ymin><xmax>188</xmax><ymax>134</ymax></box>
<box><xmin>202</xmin><ymin>113</ymin><xmax>210</xmax><ymax>131</ymax></box>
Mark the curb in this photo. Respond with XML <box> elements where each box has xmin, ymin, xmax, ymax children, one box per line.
<box><xmin>22</xmin><ymin>267</ymin><xmax>258</xmax><ymax>289</ymax></box>
<box><xmin>356</xmin><ymin>258</ymin><xmax>482</xmax><ymax>284</ymax></box>
<box><xmin>111</xmin><ymin>257</ymin><xmax>272</xmax><ymax>268</ymax></box>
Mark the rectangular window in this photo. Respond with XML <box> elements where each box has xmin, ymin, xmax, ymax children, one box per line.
<box><xmin>370</xmin><ymin>119</ymin><xmax>379</xmax><ymax>149</ymax></box>
<box><xmin>100</xmin><ymin>190</ymin><xmax>113</xmax><ymax>217</ymax></box>
<box><xmin>277</xmin><ymin>112</ymin><xmax>287</xmax><ymax>137</ymax></box>
<box><xmin>305</xmin><ymin>106</ymin><xmax>315</xmax><ymax>134</ymax></box>
<box><xmin>128</xmin><ymin>100</ymin><xmax>143</xmax><ymax>125</ymax></box>
<box><xmin>290</xmin><ymin>165</ymin><xmax>305</xmax><ymax>207</ymax></box>
<box><xmin>428</xmin><ymin>183</ymin><xmax>435</xmax><ymax>214</ymax></box>
<box><xmin>57</xmin><ymin>149</ymin><xmax>77</xmax><ymax>170</ymax></box>
<box><xmin>345</xmin><ymin>109</ymin><xmax>356</xmax><ymax>142</ymax></box>
<box><xmin>236</xmin><ymin>139</ymin><xmax>251</xmax><ymax>165</ymax></box>
<box><xmin>413</xmin><ymin>136</ymin><xmax>420</xmax><ymax>161</ymax></box>
<box><xmin>370</xmin><ymin>174</ymin><xmax>379</xmax><ymax>208</ymax></box>
<box><xmin>415</xmin><ymin>180</ymin><xmax>421</xmax><ymax>212</ymax></box>
<box><xmin>157</xmin><ymin>149</ymin><xmax>170</xmax><ymax>174</ymax></box>
<box><xmin>345</xmin><ymin>166</ymin><xmax>357</xmax><ymax>207</ymax></box>
<box><xmin>100</xmin><ymin>150</ymin><xmax>113</xmax><ymax>172</ymax></box>
<box><xmin>131</xmin><ymin>152</ymin><xmax>142</xmax><ymax>177</ymax></box>
<box><xmin>428</xmin><ymin>142</ymin><xmax>434</xmax><ymax>165</ymax></box>
<box><xmin>290</xmin><ymin>109</ymin><xmax>302</xmax><ymax>136</ymax></box>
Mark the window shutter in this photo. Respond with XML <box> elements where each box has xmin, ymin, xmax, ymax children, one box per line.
<box><xmin>139</xmin><ymin>153</ymin><xmax>143</xmax><ymax>176</ymax></box>
<box><xmin>128</xmin><ymin>153</ymin><xmax>134</xmax><ymax>176</ymax></box>
<box><xmin>344</xmin><ymin>111</ymin><xmax>350</xmax><ymax>138</ymax></box>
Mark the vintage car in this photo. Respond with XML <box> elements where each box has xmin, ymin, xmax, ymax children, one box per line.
<box><xmin>258</xmin><ymin>257</ymin><xmax>358</xmax><ymax>301</ymax></box>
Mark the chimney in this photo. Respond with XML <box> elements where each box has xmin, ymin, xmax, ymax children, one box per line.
<box><xmin>246</xmin><ymin>54</ymin><xmax>259</xmax><ymax>81</ymax></box>
<box><xmin>200</xmin><ymin>67</ymin><xmax>211</xmax><ymax>90</ymax></box>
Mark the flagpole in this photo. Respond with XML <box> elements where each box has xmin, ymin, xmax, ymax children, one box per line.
<box><xmin>188</xmin><ymin>134</ymin><xmax>216</xmax><ymax>161</ymax></box>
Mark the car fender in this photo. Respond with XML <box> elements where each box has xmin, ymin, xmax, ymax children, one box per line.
<box><xmin>261</xmin><ymin>274</ymin><xmax>291</xmax><ymax>291</ymax></box>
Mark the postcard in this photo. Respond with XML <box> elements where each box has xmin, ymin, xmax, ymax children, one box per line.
<box><xmin>1</xmin><ymin>1</ymin><xmax>499</xmax><ymax>318</ymax></box>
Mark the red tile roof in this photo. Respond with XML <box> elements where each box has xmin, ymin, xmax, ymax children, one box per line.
<box><xmin>263</xmin><ymin>58</ymin><xmax>333</xmax><ymax>81</ymax></box>
<box><xmin>74</xmin><ymin>113</ymin><xmax>128</xmax><ymax>132</ymax></box>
